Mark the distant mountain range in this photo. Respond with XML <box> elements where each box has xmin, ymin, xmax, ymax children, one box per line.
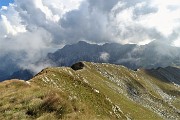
<box><xmin>46</xmin><ymin>41</ymin><xmax>180</xmax><ymax>69</ymax></box>
<box><xmin>1</xmin><ymin>41</ymin><xmax>180</xmax><ymax>81</ymax></box>
<box><xmin>0</xmin><ymin>69</ymin><xmax>33</xmax><ymax>82</ymax></box>
<box><xmin>0</xmin><ymin>62</ymin><xmax>179</xmax><ymax>119</ymax></box>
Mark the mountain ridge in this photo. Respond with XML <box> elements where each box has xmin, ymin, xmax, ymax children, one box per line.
<box><xmin>0</xmin><ymin>62</ymin><xmax>179</xmax><ymax>119</ymax></box>
<box><xmin>1</xmin><ymin>41</ymin><xmax>180</xmax><ymax>82</ymax></box>
<box><xmin>46</xmin><ymin>41</ymin><xmax>180</xmax><ymax>69</ymax></box>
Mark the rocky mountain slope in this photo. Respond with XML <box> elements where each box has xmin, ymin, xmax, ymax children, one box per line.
<box><xmin>0</xmin><ymin>62</ymin><xmax>179</xmax><ymax>120</ymax></box>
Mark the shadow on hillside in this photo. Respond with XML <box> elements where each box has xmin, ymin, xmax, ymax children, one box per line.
<box><xmin>144</xmin><ymin>66</ymin><xmax>180</xmax><ymax>85</ymax></box>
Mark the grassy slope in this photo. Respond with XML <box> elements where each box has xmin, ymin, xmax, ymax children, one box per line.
<box><xmin>0</xmin><ymin>62</ymin><xmax>179</xmax><ymax>120</ymax></box>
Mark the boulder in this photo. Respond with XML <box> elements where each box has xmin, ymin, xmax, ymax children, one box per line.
<box><xmin>71</xmin><ymin>62</ymin><xmax>85</xmax><ymax>70</ymax></box>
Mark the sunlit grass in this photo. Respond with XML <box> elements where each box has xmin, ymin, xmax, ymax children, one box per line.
<box><xmin>0</xmin><ymin>62</ymin><xmax>179</xmax><ymax>119</ymax></box>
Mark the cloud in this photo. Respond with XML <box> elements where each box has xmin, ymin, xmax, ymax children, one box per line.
<box><xmin>108</xmin><ymin>0</ymin><xmax>180</xmax><ymax>45</ymax></box>
<box><xmin>100</xmin><ymin>52</ymin><xmax>110</xmax><ymax>62</ymax></box>
<box><xmin>34</xmin><ymin>0</ymin><xmax>60</xmax><ymax>22</ymax></box>
<box><xmin>1</xmin><ymin>6</ymin><xmax>8</xmax><ymax>10</ymax></box>
<box><xmin>87</xmin><ymin>0</ymin><xmax>119</xmax><ymax>12</ymax></box>
<box><xmin>0</xmin><ymin>0</ymin><xmax>83</xmax><ymax>73</ymax></box>
<box><xmin>59</xmin><ymin>1</ymin><xmax>112</xmax><ymax>44</ymax></box>
<box><xmin>173</xmin><ymin>40</ymin><xmax>180</xmax><ymax>47</ymax></box>
<box><xmin>1</xmin><ymin>15</ymin><xmax>26</xmax><ymax>35</ymax></box>
<box><xmin>0</xmin><ymin>0</ymin><xmax>180</xmax><ymax>73</ymax></box>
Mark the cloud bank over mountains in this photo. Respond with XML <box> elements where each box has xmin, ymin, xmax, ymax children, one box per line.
<box><xmin>0</xmin><ymin>0</ymin><xmax>180</xmax><ymax>71</ymax></box>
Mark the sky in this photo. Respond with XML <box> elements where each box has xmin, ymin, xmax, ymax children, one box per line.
<box><xmin>0</xmin><ymin>0</ymin><xmax>14</xmax><ymax>6</ymax></box>
<box><xmin>0</xmin><ymin>0</ymin><xmax>180</xmax><ymax>72</ymax></box>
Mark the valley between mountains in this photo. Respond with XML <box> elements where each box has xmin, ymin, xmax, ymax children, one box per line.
<box><xmin>0</xmin><ymin>62</ymin><xmax>179</xmax><ymax>120</ymax></box>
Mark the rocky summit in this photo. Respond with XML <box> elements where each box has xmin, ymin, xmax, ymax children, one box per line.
<box><xmin>0</xmin><ymin>62</ymin><xmax>179</xmax><ymax>120</ymax></box>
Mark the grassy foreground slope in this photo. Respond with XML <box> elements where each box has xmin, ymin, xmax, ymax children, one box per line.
<box><xmin>0</xmin><ymin>62</ymin><xmax>179</xmax><ymax>120</ymax></box>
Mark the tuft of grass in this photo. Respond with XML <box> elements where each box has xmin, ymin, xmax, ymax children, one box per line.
<box><xmin>26</xmin><ymin>92</ymin><xmax>70</xmax><ymax>119</ymax></box>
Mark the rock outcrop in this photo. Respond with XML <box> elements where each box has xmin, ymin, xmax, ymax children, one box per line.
<box><xmin>71</xmin><ymin>62</ymin><xmax>85</xmax><ymax>70</ymax></box>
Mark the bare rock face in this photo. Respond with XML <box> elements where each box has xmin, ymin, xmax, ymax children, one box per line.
<box><xmin>71</xmin><ymin>62</ymin><xmax>85</xmax><ymax>70</ymax></box>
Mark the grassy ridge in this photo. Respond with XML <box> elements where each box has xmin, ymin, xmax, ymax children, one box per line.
<box><xmin>0</xmin><ymin>62</ymin><xmax>179</xmax><ymax>119</ymax></box>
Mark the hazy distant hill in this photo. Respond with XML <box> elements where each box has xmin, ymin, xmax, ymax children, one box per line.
<box><xmin>7</xmin><ymin>69</ymin><xmax>33</xmax><ymax>80</ymax></box>
<box><xmin>0</xmin><ymin>70</ymin><xmax>9</xmax><ymax>81</ymax></box>
<box><xmin>0</xmin><ymin>62</ymin><xmax>179</xmax><ymax>119</ymax></box>
<box><xmin>0</xmin><ymin>69</ymin><xmax>33</xmax><ymax>82</ymax></box>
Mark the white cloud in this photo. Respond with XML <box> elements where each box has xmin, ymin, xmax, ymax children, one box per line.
<box><xmin>1</xmin><ymin>6</ymin><xmax>8</xmax><ymax>10</ymax></box>
<box><xmin>138</xmin><ymin>2</ymin><xmax>180</xmax><ymax>36</ymax></box>
<box><xmin>100</xmin><ymin>52</ymin><xmax>110</xmax><ymax>62</ymax></box>
<box><xmin>139</xmin><ymin>39</ymin><xmax>154</xmax><ymax>45</ymax></box>
<box><xmin>173</xmin><ymin>39</ymin><xmax>180</xmax><ymax>47</ymax></box>
<box><xmin>34</xmin><ymin>0</ymin><xmax>60</xmax><ymax>22</ymax></box>
<box><xmin>108</xmin><ymin>0</ymin><xmax>180</xmax><ymax>45</ymax></box>
<box><xmin>1</xmin><ymin>15</ymin><xmax>26</xmax><ymax>35</ymax></box>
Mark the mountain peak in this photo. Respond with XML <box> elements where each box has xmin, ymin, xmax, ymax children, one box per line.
<box><xmin>77</xmin><ymin>41</ymin><xmax>89</xmax><ymax>45</ymax></box>
<box><xmin>78</xmin><ymin>41</ymin><xmax>88</xmax><ymax>44</ymax></box>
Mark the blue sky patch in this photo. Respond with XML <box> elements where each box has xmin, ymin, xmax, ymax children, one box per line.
<box><xmin>0</xmin><ymin>0</ymin><xmax>14</xmax><ymax>7</ymax></box>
